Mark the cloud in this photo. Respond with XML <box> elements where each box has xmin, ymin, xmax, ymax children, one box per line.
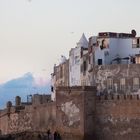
<box><xmin>0</xmin><ymin>72</ymin><xmax>51</xmax><ymax>109</ymax></box>
<box><xmin>2</xmin><ymin>72</ymin><xmax>34</xmax><ymax>88</ymax></box>
<box><xmin>34</xmin><ymin>77</ymin><xmax>49</xmax><ymax>87</ymax></box>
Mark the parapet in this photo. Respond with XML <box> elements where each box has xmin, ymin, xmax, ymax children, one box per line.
<box><xmin>32</xmin><ymin>94</ymin><xmax>51</xmax><ymax>105</ymax></box>
<box><xmin>15</xmin><ymin>96</ymin><xmax>21</xmax><ymax>106</ymax></box>
<box><xmin>56</xmin><ymin>86</ymin><xmax>97</xmax><ymax>99</ymax></box>
<box><xmin>6</xmin><ymin>101</ymin><xmax>12</xmax><ymax>108</ymax></box>
<box><xmin>96</xmin><ymin>94</ymin><xmax>140</xmax><ymax>101</ymax></box>
<box><xmin>56</xmin><ymin>86</ymin><xmax>96</xmax><ymax>92</ymax></box>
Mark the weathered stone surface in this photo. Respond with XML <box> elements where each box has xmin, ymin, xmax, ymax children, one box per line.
<box><xmin>56</xmin><ymin>86</ymin><xmax>96</xmax><ymax>140</ymax></box>
<box><xmin>0</xmin><ymin>102</ymin><xmax>56</xmax><ymax>135</ymax></box>
<box><xmin>95</xmin><ymin>95</ymin><xmax>140</xmax><ymax>140</ymax></box>
<box><xmin>91</xmin><ymin>64</ymin><xmax>140</xmax><ymax>95</ymax></box>
<box><xmin>1</xmin><ymin>86</ymin><xmax>140</xmax><ymax>140</ymax></box>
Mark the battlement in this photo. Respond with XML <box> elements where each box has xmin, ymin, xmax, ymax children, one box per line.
<box><xmin>96</xmin><ymin>94</ymin><xmax>140</xmax><ymax>101</ymax></box>
<box><xmin>32</xmin><ymin>94</ymin><xmax>51</xmax><ymax>105</ymax></box>
<box><xmin>56</xmin><ymin>86</ymin><xmax>96</xmax><ymax>91</ymax></box>
<box><xmin>2</xmin><ymin>85</ymin><xmax>140</xmax><ymax>140</ymax></box>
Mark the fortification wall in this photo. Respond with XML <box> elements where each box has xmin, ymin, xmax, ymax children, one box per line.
<box><xmin>0</xmin><ymin>102</ymin><xmax>56</xmax><ymax>135</ymax></box>
<box><xmin>0</xmin><ymin>109</ymin><xmax>9</xmax><ymax>135</ymax></box>
<box><xmin>95</xmin><ymin>94</ymin><xmax>140</xmax><ymax>140</ymax></box>
<box><xmin>56</xmin><ymin>86</ymin><xmax>96</xmax><ymax>140</ymax></box>
<box><xmin>92</xmin><ymin>64</ymin><xmax>140</xmax><ymax>94</ymax></box>
<box><xmin>2</xmin><ymin>87</ymin><xmax>140</xmax><ymax>140</ymax></box>
<box><xmin>31</xmin><ymin>102</ymin><xmax>56</xmax><ymax>132</ymax></box>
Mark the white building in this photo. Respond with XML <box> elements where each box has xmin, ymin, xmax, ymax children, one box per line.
<box><xmin>89</xmin><ymin>32</ymin><xmax>140</xmax><ymax>65</ymax></box>
<box><xmin>69</xmin><ymin>33</ymin><xmax>88</xmax><ymax>86</ymax></box>
<box><xmin>51</xmin><ymin>30</ymin><xmax>140</xmax><ymax>96</ymax></box>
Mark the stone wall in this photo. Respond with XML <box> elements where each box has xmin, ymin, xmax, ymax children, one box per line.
<box><xmin>91</xmin><ymin>64</ymin><xmax>140</xmax><ymax>94</ymax></box>
<box><xmin>32</xmin><ymin>94</ymin><xmax>51</xmax><ymax>105</ymax></box>
<box><xmin>54</xmin><ymin>59</ymin><xmax>69</xmax><ymax>87</ymax></box>
<box><xmin>56</xmin><ymin>86</ymin><xmax>140</xmax><ymax>140</ymax></box>
<box><xmin>84</xmin><ymin>87</ymin><xmax>96</xmax><ymax>139</ymax></box>
<box><xmin>2</xmin><ymin>87</ymin><xmax>140</xmax><ymax>140</ymax></box>
<box><xmin>31</xmin><ymin>102</ymin><xmax>56</xmax><ymax>132</ymax></box>
<box><xmin>56</xmin><ymin>86</ymin><xmax>96</xmax><ymax>140</ymax></box>
<box><xmin>0</xmin><ymin>102</ymin><xmax>56</xmax><ymax>135</ymax></box>
<box><xmin>0</xmin><ymin>109</ymin><xmax>9</xmax><ymax>135</ymax></box>
<box><xmin>95</xmin><ymin>94</ymin><xmax>140</xmax><ymax>140</ymax></box>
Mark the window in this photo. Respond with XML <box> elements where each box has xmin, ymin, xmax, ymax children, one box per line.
<box><xmin>132</xmin><ymin>38</ymin><xmax>140</xmax><ymax>48</ymax></box>
<box><xmin>107</xmin><ymin>78</ymin><xmax>113</xmax><ymax>90</ymax></box>
<box><xmin>83</xmin><ymin>61</ymin><xmax>87</xmax><ymax>71</ymax></box>
<box><xmin>98</xmin><ymin>59</ymin><xmax>102</xmax><ymax>65</ymax></box>
<box><xmin>133</xmin><ymin>78</ymin><xmax>139</xmax><ymax>90</ymax></box>
<box><xmin>60</xmin><ymin>66</ymin><xmax>63</xmax><ymax>78</ymax></box>
<box><xmin>82</xmin><ymin>61</ymin><xmax>87</xmax><ymax>76</ymax></box>
<box><xmin>120</xmin><ymin>78</ymin><xmax>126</xmax><ymax>91</ymax></box>
<box><xmin>137</xmin><ymin>39</ymin><xmax>139</xmax><ymax>45</ymax></box>
<box><xmin>51</xmin><ymin>86</ymin><xmax>54</xmax><ymax>92</ymax></box>
<box><xmin>75</xmin><ymin>56</ymin><xmax>80</xmax><ymax>64</ymax></box>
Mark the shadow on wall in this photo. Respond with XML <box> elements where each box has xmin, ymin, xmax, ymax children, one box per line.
<box><xmin>0</xmin><ymin>130</ymin><xmax>62</xmax><ymax>140</ymax></box>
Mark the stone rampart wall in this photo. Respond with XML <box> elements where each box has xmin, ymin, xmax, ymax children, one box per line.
<box><xmin>0</xmin><ymin>102</ymin><xmax>56</xmax><ymax>135</ymax></box>
<box><xmin>95</xmin><ymin>94</ymin><xmax>140</xmax><ymax>140</ymax></box>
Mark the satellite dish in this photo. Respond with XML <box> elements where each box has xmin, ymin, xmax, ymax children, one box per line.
<box><xmin>131</xmin><ymin>29</ymin><xmax>136</xmax><ymax>37</ymax></box>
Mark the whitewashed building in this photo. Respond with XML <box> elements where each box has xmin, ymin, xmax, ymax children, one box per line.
<box><xmin>80</xmin><ymin>31</ymin><xmax>140</xmax><ymax>87</ymax></box>
<box><xmin>88</xmin><ymin>31</ymin><xmax>140</xmax><ymax>66</ymax></box>
<box><xmin>51</xmin><ymin>30</ymin><xmax>140</xmax><ymax>97</ymax></box>
<box><xmin>69</xmin><ymin>33</ymin><xmax>88</xmax><ymax>86</ymax></box>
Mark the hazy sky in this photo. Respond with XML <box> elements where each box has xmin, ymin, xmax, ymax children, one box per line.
<box><xmin>0</xmin><ymin>0</ymin><xmax>140</xmax><ymax>83</ymax></box>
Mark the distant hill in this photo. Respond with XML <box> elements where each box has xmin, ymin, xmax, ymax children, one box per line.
<box><xmin>0</xmin><ymin>73</ymin><xmax>51</xmax><ymax>109</ymax></box>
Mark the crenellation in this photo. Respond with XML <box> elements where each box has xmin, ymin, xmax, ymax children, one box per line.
<box><xmin>1</xmin><ymin>86</ymin><xmax>140</xmax><ymax>139</ymax></box>
<box><xmin>96</xmin><ymin>94</ymin><xmax>140</xmax><ymax>101</ymax></box>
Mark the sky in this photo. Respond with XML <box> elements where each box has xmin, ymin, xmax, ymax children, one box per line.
<box><xmin>0</xmin><ymin>0</ymin><xmax>140</xmax><ymax>84</ymax></box>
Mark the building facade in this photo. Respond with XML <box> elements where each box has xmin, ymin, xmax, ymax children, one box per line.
<box><xmin>88</xmin><ymin>32</ymin><xmax>140</xmax><ymax>66</ymax></box>
<box><xmin>69</xmin><ymin>33</ymin><xmax>88</xmax><ymax>86</ymax></box>
<box><xmin>51</xmin><ymin>30</ymin><xmax>140</xmax><ymax>99</ymax></box>
<box><xmin>51</xmin><ymin>58</ymin><xmax>69</xmax><ymax>101</ymax></box>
